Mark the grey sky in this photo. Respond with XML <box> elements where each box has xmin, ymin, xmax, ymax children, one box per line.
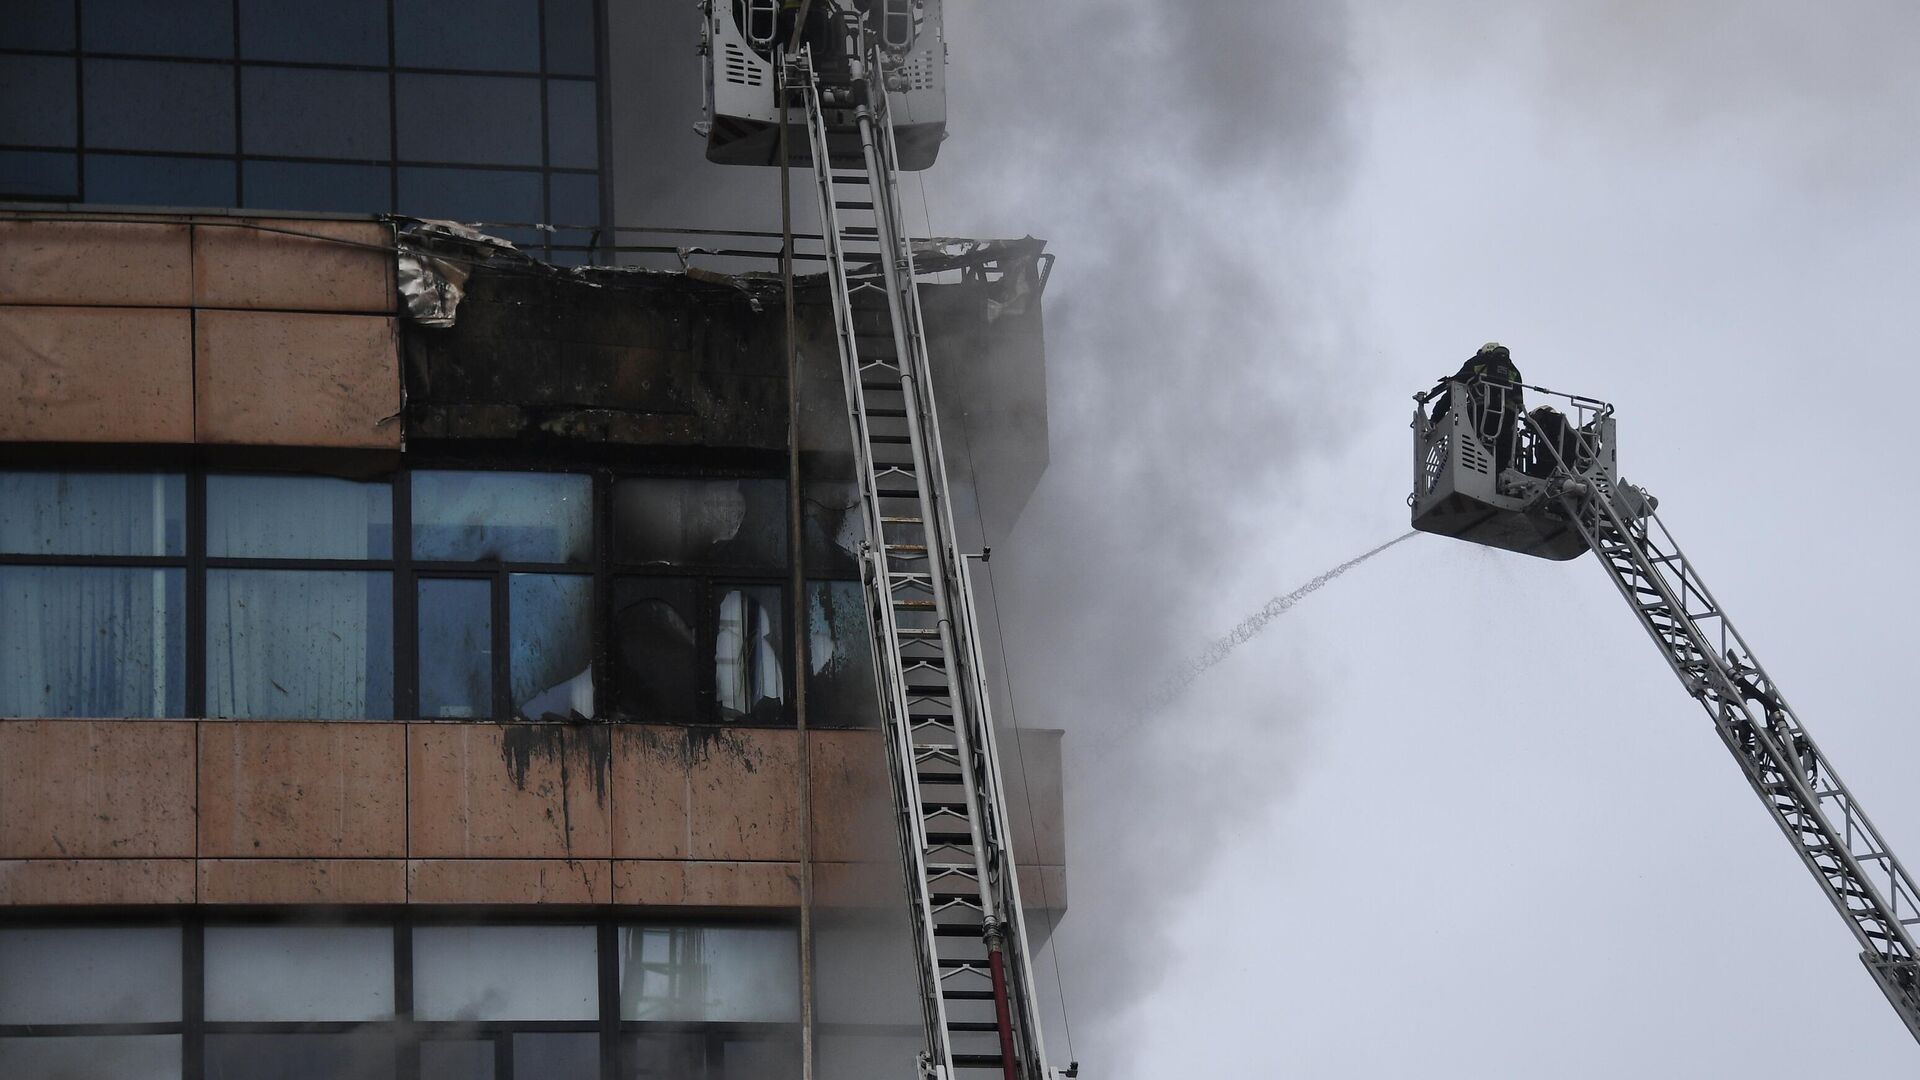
<box><xmin>924</xmin><ymin>2</ymin><xmax>1920</xmax><ymax>1077</ymax></box>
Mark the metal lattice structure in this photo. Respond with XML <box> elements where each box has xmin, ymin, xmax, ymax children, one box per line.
<box><xmin>1417</xmin><ymin>381</ymin><xmax>1920</xmax><ymax>1043</ymax></box>
<box><xmin>782</xmin><ymin>38</ymin><xmax>1063</xmax><ymax>1080</ymax></box>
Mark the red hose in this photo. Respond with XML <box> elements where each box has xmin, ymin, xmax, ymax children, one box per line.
<box><xmin>988</xmin><ymin>943</ymin><xmax>1019</xmax><ymax>1080</ymax></box>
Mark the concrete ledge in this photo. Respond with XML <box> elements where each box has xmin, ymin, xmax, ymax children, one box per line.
<box><xmin>194</xmin><ymin>310</ymin><xmax>400</xmax><ymax>448</ymax></box>
<box><xmin>0</xmin><ymin>721</ymin><xmax>197</xmax><ymax>858</ymax></box>
<box><xmin>0</xmin><ymin>221</ymin><xmax>193</xmax><ymax>307</ymax></box>
<box><xmin>200</xmin><ymin>858</ymin><xmax>405</xmax><ymax>905</ymax></box>
<box><xmin>0</xmin><ymin>306</ymin><xmax>194</xmax><ymax>442</ymax></box>
<box><xmin>408</xmin><ymin>859</ymin><xmax>612</xmax><ymax>904</ymax></box>
<box><xmin>613</xmin><ymin>859</ymin><xmax>801</xmax><ymax>908</ymax></box>
<box><xmin>0</xmin><ymin>859</ymin><xmax>197</xmax><ymax>905</ymax></box>
<box><xmin>199</xmin><ymin>723</ymin><xmax>407</xmax><ymax>858</ymax></box>
<box><xmin>192</xmin><ymin>219</ymin><xmax>393</xmax><ymax>314</ymax></box>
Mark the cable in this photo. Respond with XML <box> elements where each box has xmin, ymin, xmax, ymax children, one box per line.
<box><xmin>948</xmin><ymin>374</ymin><xmax>1081</xmax><ymax>1065</ymax></box>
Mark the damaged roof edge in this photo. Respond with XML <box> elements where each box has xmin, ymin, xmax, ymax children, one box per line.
<box><xmin>392</xmin><ymin>215</ymin><xmax>1048</xmax><ymax>329</ymax></box>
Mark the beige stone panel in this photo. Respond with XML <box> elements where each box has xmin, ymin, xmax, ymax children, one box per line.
<box><xmin>613</xmin><ymin>860</ymin><xmax>801</xmax><ymax>908</ymax></box>
<box><xmin>0</xmin><ymin>859</ymin><xmax>196</xmax><ymax>905</ymax></box>
<box><xmin>611</xmin><ymin>725</ymin><xmax>691</xmax><ymax>859</ymax></box>
<box><xmin>193</xmin><ymin>219</ymin><xmax>394</xmax><ymax>313</ymax></box>
<box><xmin>687</xmin><ymin>728</ymin><xmax>802</xmax><ymax>862</ymax></box>
<box><xmin>0</xmin><ymin>306</ymin><xmax>193</xmax><ymax>442</ymax></box>
<box><xmin>808</xmin><ymin>730</ymin><xmax>894</xmax><ymax>863</ymax></box>
<box><xmin>408</xmin><ymin>724</ymin><xmax>613</xmax><ymax>859</ymax></box>
<box><xmin>199</xmin><ymin>859</ymin><xmax>405</xmax><ymax>904</ymax></box>
<box><xmin>0</xmin><ymin>220</ymin><xmax>193</xmax><ymax>307</ymax></box>
<box><xmin>199</xmin><ymin>723</ymin><xmax>406</xmax><ymax>858</ymax></box>
<box><xmin>194</xmin><ymin>310</ymin><xmax>400</xmax><ymax>448</ymax></box>
<box><xmin>0</xmin><ymin>721</ymin><xmax>195</xmax><ymax>858</ymax></box>
<box><xmin>810</xmin><ymin>861</ymin><xmax>902</xmax><ymax>911</ymax></box>
<box><xmin>408</xmin><ymin>859</ymin><xmax>611</xmax><ymax>905</ymax></box>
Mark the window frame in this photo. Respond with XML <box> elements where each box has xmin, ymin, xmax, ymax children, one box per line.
<box><xmin>0</xmin><ymin>460</ymin><xmax>805</xmax><ymax>727</ymax></box>
<box><xmin>0</xmin><ymin>0</ymin><xmax>609</xmax><ymax>263</ymax></box>
<box><xmin>0</xmin><ymin>910</ymin><xmax>805</xmax><ymax>1080</ymax></box>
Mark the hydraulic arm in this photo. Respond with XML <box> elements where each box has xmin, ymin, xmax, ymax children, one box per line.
<box><xmin>1529</xmin><ymin>409</ymin><xmax>1920</xmax><ymax>1042</ymax></box>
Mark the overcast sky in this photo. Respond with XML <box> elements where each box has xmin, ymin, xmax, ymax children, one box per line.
<box><xmin>917</xmin><ymin>2</ymin><xmax>1920</xmax><ymax>1076</ymax></box>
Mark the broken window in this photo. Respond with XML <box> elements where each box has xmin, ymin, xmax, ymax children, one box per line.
<box><xmin>803</xmin><ymin>480</ymin><xmax>864</xmax><ymax>578</ymax></box>
<box><xmin>807</xmin><ymin>580</ymin><xmax>880</xmax><ymax>728</ymax></box>
<box><xmin>612</xmin><ymin>577</ymin><xmax>699</xmax><ymax>722</ymax></box>
<box><xmin>613</xmin><ymin>478</ymin><xmax>786</xmax><ymax>569</ymax></box>
<box><xmin>510</xmin><ymin>573</ymin><xmax>594</xmax><ymax>720</ymax></box>
<box><xmin>715</xmin><ymin>585</ymin><xmax>786</xmax><ymax>724</ymax></box>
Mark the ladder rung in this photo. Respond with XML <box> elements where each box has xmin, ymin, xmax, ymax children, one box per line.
<box><xmin>895</xmin><ymin>599</ymin><xmax>937</xmax><ymax>610</ymax></box>
<box><xmin>947</xmin><ymin>1020</ymin><xmax>1001</xmax><ymax>1031</ymax></box>
<box><xmin>943</xmin><ymin>990</ymin><xmax>994</xmax><ymax>1001</ymax></box>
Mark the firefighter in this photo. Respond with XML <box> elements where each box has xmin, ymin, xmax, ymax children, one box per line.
<box><xmin>1430</xmin><ymin>342</ymin><xmax>1524</xmax><ymax>475</ymax></box>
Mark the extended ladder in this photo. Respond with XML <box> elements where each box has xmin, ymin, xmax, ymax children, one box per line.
<box><xmin>1534</xmin><ymin>415</ymin><xmax>1920</xmax><ymax>1041</ymax></box>
<box><xmin>783</xmin><ymin>43</ymin><xmax>1064</xmax><ymax>1080</ymax></box>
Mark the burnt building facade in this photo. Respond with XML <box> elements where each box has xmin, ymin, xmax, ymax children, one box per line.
<box><xmin>0</xmin><ymin>4</ymin><xmax>1063</xmax><ymax>1079</ymax></box>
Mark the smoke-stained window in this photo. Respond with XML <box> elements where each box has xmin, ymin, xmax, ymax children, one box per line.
<box><xmin>0</xmin><ymin>0</ymin><xmax>607</xmax><ymax>262</ymax></box>
<box><xmin>0</xmin><ymin>464</ymin><xmax>823</xmax><ymax>726</ymax></box>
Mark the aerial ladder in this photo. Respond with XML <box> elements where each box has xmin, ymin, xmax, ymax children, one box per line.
<box><xmin>745</xmin><ymin>14</ymin><xmax>1067</xmax><ymax>1080</ymax></box>
<box><xmin>1412</xmin><ymin>377</ymin><xmax>1920</xmax><ymax>1044</ymax></box>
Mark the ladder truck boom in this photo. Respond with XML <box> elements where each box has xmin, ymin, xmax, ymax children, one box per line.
<box><xmin>709</xmin><ymin>9</ymin><xmax>1070</xmax><ymax>1075</ymax></box>
<box><xmin>1411</xmin><ymin>379</ymin><xmax>1920</xmax><ymax>1044</ymax></box>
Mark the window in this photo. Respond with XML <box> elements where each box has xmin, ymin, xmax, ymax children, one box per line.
<box><xmin>0</xmin><ymin>0</ymin><xmax>605</xmax><ymax>262</ymax></box>
<box><xmin>0</xmin><ymin>917</ymin><xmax>805</xmax><ymax>1079</ymax></box>
<box><xmin>0</xmin><ymin>465</ymin><xmax>860</xmax><ymax>725</ymax></box>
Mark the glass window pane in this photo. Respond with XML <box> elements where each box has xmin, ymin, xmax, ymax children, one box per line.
<box><xmin>546</xmin><ymin>79</ymin><xmax>597</xmax><ymax>169</ymax></box>
<box><xmin>612</xmin><ymin>577</ymin><xmax>697</xmax><ymax>722</ymax></box>
<box><xmin>0</xmin><ymin>472</ymin><xmax>184</xmax><ymax>556</ymax></box>
<box><xmin>395</xmin><ymin>0</ymin><xmax>540</xmax><ymax>72</ymax></box>
<box><xmin>0</xmin><ymin>150</ymin><xmax>79</xmax><ymax>201</ymax></box>
<box><xmin>512</xmin><ymin>1034</ymin><xmax>596</xmax><ymax>1080</ymax></box>
<box><xmin>204</xmin><ymin>1033</ymin><xmax>394</xmax><ymax>1080</ymax></box>
<box><xmin>419</xmin><ymin>578</ymin><xmax>491</xmax><ymax>718</ymax></box>
<box><xmin>396</xmin><ymin>73</ymin><xmax>542</xmax><ymax>166</ymax></box>
<box><xmin>420</xmin><ymin>1040</ymin><xmax>494</xmax><ymax>1080</ymax></box>
<box><xmin>549</xmin><ymin>171</ymin><xmax>600</xmax><ymax>252</ymax></box>
<box><xmin>716</xmin><ymin>585</ymin><xmax>785</xmax><ymax>724</ymax></box>
<box><xmin>207</xmin><ymin>475</ymin><xmax>393</xmax><ymax>560</ymax></box>
<box><xmin>0</xmin><ymin>55</ymin><xmax>78</xmax><ymax>146</ymax></box>
<box><xmin>411</xmin><ymin>471</ymin><xmax>592</xmax><ymax>564</ymax></box>
<box><xmin>613</xmin><ymin>479</ymin><xmax>786</xmax><ymax>568</ymax></box>
<box><xmin>412</xmin><ymin>925</ymin><xmax>597</xmax><ymax>1021</ymax></box>
<box><xmin>243</xmin><ymin>161</ymin><xmax>391</xmax><ymax>214</ymax></box>
<box><xmin>807</xmin><ymin>581</ymin><xmax>878</xmax><ymax>728</ymax></box>
<box><xmin>85</xmin><ymin>153</ymin><xmax>236</xmax><ymax>208</ymax></box>
<box><xmin>0</xmin><ymin>927</ymin><xmax>182</xmax><ymax>1024</ymax></box>
<box><xmin>397</xmin><ymin>166</ymin><xmax>542</xmax><ymax>238</ymax></box>
<box><xmin>240</xmin><ymin>67</ymin><xmax>389</xmax><ymax>158</ymax></box>
<box><xmin>0</xmin><ymin>1</ymin><xmax>76</xmax><ymax>50</ymax></box>
<box><xmin>206</xmin><ymin>570</ymin><xmax>394</xmax><ymax>720</ymax></box>
<box><xmin>511</xmin><ymin>573</ymin><xmax>592</xmax><ymax>720</ymax></box>
<box><xmin>0</xmin><ymin>1035</ymin><xmax>183</xmax><ymax>1080</ymax></box>
<box><xmin>84</xmin><ymin>0</ymin><xmax>233</xmax><ymax>57</ymax></box>
<box><xmin>618</xmin><ymin>925</ymin><xmax>800</xmax><ymax>1022</ymax></box>
<box><xmin>543</xmin><ymin>0</ymin><xmax>597</xmax><ymax>75</ymax></box>
<box><xmin>718</xmin><ymin>1034</ymin><xmax>801</xmax><ymax>1080</ymax></box>
<box><xmin>85</xmin><ymin>60</ymin><xmax>235</xmax><ymax>153</ymax></box>
<box><xmin>240</xmin><ymin>0</ymin><xmax>388</xmax><ymax>64</ymax></box>
<box><xmin>204</xmin><ymin>925</ymin><xmax>394</xmax><ymax>1022</ymax></box>
<box><xmin>0</xmin><ymin>566</ymin><xmax>184</xmax><ymax>718</ymax></box>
